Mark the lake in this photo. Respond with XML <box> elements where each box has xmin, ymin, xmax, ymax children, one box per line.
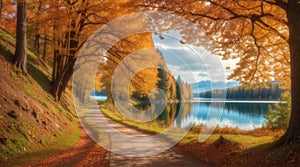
<box><xmin>93</xmin><ymin>95</ymin><xmax>276</xmax><ymax>130</ymax></box>
<box><xmin>91</xmin><ymin>95</ymin><xmax>108</xmax><ymax>101</ymax></box>
<box><xmin>156</xmin><ymin>99</ymin><xmax>275</xmax><ymax>130</ymax></box>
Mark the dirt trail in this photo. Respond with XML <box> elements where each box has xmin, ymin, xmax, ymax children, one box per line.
<box><xmin>26</xmin><ymin>107</ymin><xmax>206</xmax><ymax>167</ymax></box>
<box><xmin>83</xmin><ymin>107</ymin><xmax>207</xmax><ymax>167</ymax></box>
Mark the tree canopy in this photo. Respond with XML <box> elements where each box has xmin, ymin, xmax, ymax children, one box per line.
<box><xmin>140</xmin><ymin>0</ymin><xmax>300</xmax><ymax>144</ymax></box>
<box><xmin>141</xmin><ymin>0</ymin><xmax>290</xmax><ymax>87</ymax></box>
<box><xmin>2</xmin><ymin>0</ymin><xmax>299</xmax><ymax>144</ymax></box>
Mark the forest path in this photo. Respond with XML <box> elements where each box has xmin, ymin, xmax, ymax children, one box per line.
<box><xmin>27</xmin><ymin>106</ymin><xmax>206</xmax><ymax>167</ymax></box>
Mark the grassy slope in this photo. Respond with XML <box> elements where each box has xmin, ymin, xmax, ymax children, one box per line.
<box><xmin>0</xmin><ymin>28</ymin><xmax>80</xmax><ymax>165</ymax></box>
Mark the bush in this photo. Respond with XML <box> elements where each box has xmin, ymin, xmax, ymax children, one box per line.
<box><xmin>265</xmin><ymin>92</ymin><xmax>291</xmax><ymax>130</ymax></box>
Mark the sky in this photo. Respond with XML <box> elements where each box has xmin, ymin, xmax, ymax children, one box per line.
<box><xmin>152</xmin><ymin>31</ymin><xmax>239</xmax><ymax>83</ymax></box>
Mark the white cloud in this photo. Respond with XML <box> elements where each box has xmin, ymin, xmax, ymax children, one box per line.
<box><xmin>152</xmin><ymin>32</ymin><xmax>239</xmax><ymax>83</ymax></box>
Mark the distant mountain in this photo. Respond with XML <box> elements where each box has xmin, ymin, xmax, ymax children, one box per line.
<box><xmin>191</xmin><ymin>80</ymin><xmax>240</xmax><ymax>93</ymax></box>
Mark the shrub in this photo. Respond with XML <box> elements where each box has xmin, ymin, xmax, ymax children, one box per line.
<box><xmin>265</xmin><ymin>92</ymin><xmax>291</xmax><ymax>130</ymax></box>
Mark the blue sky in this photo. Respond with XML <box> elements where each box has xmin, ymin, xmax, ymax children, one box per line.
<box><xmin>152</xmin><ymin>31</ymin><xmax>239</xmax><ymax>83</ymax></box>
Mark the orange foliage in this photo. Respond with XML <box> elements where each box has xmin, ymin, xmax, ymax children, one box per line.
<box><xmin>1</xmin><ymin>0</ymin><xmax>16</xmax><ymax>33</ymax></box>
<box><xmin>141</xmin><ymin>0</ymin><xmax>290</xmax><ymax>87</ymax></box>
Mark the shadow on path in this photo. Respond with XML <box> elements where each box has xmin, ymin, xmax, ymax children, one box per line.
<box><xmin>82</xmin><ymin>106</ymin><xmax>208</xmax><ymax>167</ymax></box>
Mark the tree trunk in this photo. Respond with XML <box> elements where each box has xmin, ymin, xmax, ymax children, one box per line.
<box><xmin>51</xmin><ymin>56</ymin><xmax>76</xmax><ymax>101</ymax></box>
<box><xmin>280</xmin><ymin>0</ymin><xmax>300</xmax><ymax>144</ymax></box>
<box><xmin>14</xmin><ymin>0</ymin><xmax>28</xmax><ymax>75</ymax></box>
<box><xmin>42</xmin><ymin>35</ymin><xmax>47</xmax><ymax>61</ymax></box>
<box><xmin>51</xmin><ymin>28</ymin><xmax>79</xmax><ymax>101</ymax></box>
<box><xmin>50</xmin><ymin>5</ymin><xmax>87</xmax><ymax>101</ymax></box>
<box><xmin>34</xmin><ymin>0</ymin><xmax>42</xmax><ymax>56</ymax></box>
<box><xmin>35</xmin><ymin>34</ymin><xmax>40</xmax><ymax>55</ymax></box>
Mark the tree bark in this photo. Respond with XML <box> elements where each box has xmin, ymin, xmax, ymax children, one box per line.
<box><xmin>280</xmin><ymin>0</ymin><xmax>300</xmax><ymax>144</ymax></box>
<box><xmin>51</xmin><ymin>56</ymin><xmax>76</xmax><ymax>101</ymax></box>
<box><xmin>34</xmin><ymin>0</ymin><xmax>42</xmax><ymax>56</ymax></box>
<box><xmin>50</xmin><ymin>2</ymin><xmax>89</xmax><ymax>101</ymax></box>
<box><xmin>14</xmin><ymin>0</ymin><xmax>28</xmax><ymax>75</ymax></box>
<box><xmin>51</xmin><ymin>27</ymin><xmax>79</xmax><ymax>101</ymax></box>
<box><xmin>42</xmin><ymin>35</ymin><xmax>47</xmax><ymax>61</ymax></box>
<box><xmin>35</xmin><ymin>34</ymin><xmax>40</xmax><ymax>55</ymax></box>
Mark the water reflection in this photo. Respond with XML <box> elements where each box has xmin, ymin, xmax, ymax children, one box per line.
<box><xmin>137</xmin><ymin>102</ymin><xmax>272</xmax><ymax>130</ymax></box>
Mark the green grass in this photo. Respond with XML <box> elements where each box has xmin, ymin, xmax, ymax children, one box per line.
<box><xmin>0</xmin><ymin>120</ymin><xmax>35</xmax><ymax>161</ymax></box>
<box><xmin>217</xmin><ymin>134</ymin><xmax>274</xmax><ymax>148</ymax></box>
<box><xmin>101</xmin><ymin>103</ymin><xmax>275</xmax><ymax>148</ymax></box>
<box><xmin>4</xmin><ymin>123</ymin><xmax>80</xmax><ymax>166</ymax></box>
<box><xmin>0</xmin><ymin>29</ymin><xmax>16</xmax><ymax>55</ymax></box>
<box><xmin>101</xmin><ymin>106</ymin><xmax>165</xmax><ymax>134</ymax></box>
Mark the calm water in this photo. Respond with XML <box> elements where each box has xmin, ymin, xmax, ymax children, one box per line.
<box><xmin>155</xmin><ymin>100</ymin><xmax>275</xmax><ymax>130</ymax></box>
<box><xmin>91</xmin><ymin>96</ymin><xmax>107</xmax><ymax>101</ymax></box>
<box><xmin>93</xmin><ymin>95</ymin><xmax>275</xmax><ymax>130</ymax></box>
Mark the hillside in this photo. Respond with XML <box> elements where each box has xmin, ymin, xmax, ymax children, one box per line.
<box><xmin>0</xmin><ymin>28</ymin><xmax>80</xmax><ymax>163</ymax></box>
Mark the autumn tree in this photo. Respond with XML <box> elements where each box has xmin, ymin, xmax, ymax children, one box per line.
<box><xmin>99</xmin><ymin>33</ymin><xmax>162</xmax><ymax>101</ymax></box>
<box><xmin>168</xmin><ymin>75</ymin><xmax>177</xmax><ymax>100</ymax></box>
<box><xmin>48</xmin><ymin>0</ymin><xmax>137</xmax><ymax>101</ymax></box>
<box><xmin>26</xmin><ymin>0</ymin><xmax>64</xmax><ymax>62</ymax></box>
<box><xmin>14</xmin><ymin>0</ymin><xmax>27</xmax><ymax>74</ymax></box>
<box><xmin>49</xmin><ymin>0</ymin><xmax>106</xmax><ymax>101</ymax></box>
<box><xmin>284</xmin><ymin>0</ymin><xmax>300</xmax><ymax>144</ymax></box>
<box><xmin>176</xmin><ymin>76</ymin><xmax>182</xmax><ymax>100</ymax></box>
<box><xmin>141</xmin><ymin>0</ymin><xmax>299</xmax><ymax>144</ymax></box>
<box><xmin>97</xmin><ymin>32</ymin><xmax>183</xmax><ymax>104</ymax></box>
<box><xmin>27</xmin><ymin>0</ymin><xmax>43</xmax><ymax>55</ymax></box>
<box><xmin>156</xmin><ymin>65</ymin><xmax>169</xmax><ymax>93</ymax></box>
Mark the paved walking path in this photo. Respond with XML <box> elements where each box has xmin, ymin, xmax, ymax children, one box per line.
<box><xmin>83</xmin><ymin>107</ymin><xmax>206</xmax><ymax>167</ymax></box>
<box><xmin>24</xmin><ymin>106</ymin><xmax>206</xmax><ymax>167</ymax></box>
